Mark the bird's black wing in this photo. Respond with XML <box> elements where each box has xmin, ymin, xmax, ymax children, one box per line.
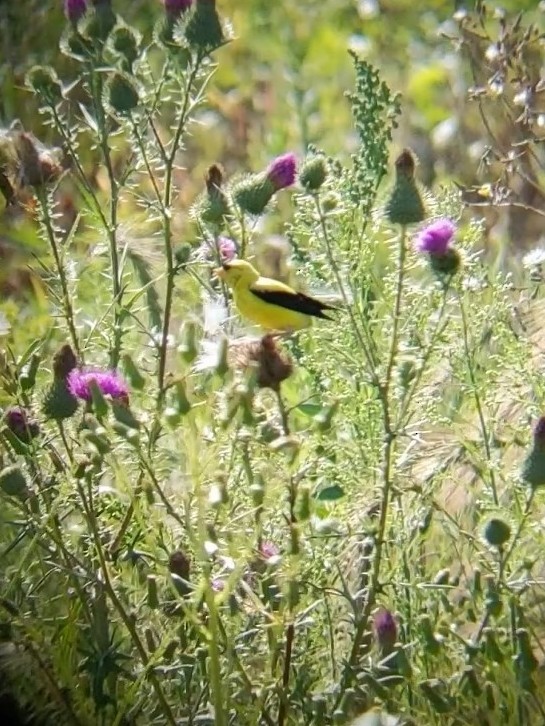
<box><xmin>250</xmin><ymin>287</ymin><xmax>336</xmax><ymax>320</ymax></box>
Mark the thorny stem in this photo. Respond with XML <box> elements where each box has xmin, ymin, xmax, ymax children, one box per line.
<box><xmin>313</xmin><ymin>195</ymin><xmax>379</xmax><ymax>380</ymax></box>
<box><xmin>471</xmin><ymin>487</ymin><xmax>536</xmax><ymax>647</ymax></box>
<box><xmin>76</xmin><ymin>476</ymin><xmax>177</xmax><ymax>725</ymax></box>
<box><xmin>156</xmin><ymin>53</ymin><xmax>204</xmax><ymax>404</ymax></box>
<box><xmin>384</xmin><ymin>225</ymin><xmax>407</xmax><ymax>394</ymax></box>
<box><xmin>276</xmin><ymin>388</ymin><xmax>296</xmax><ymax>726</ymax></box>
<box><xmin>86</xmin><ymin>57</ymin><xmax>123</xmax><ymax>369</ymax></box>
<box><xmin>457</xmin><ymin>288</ymin><xmax>499</xmax><ymax>506</ymax></box>
<box><xmin>334</xmin><ymin>223</ymin><xmax>407</xmax><ymax>707</ymax></box>
<box><xmin>396</xmin><ymin>285</ymin><xmax>450</xmax><ymax>428</ymax></box>
<box><xmin>99</xmin><ymin>125</ymin><xmax>122</xmax><ymax>369</ymax></box>
<box><xmin>36</xmin><ymin>189</ymin><xmax>81</xmax><ymax>358</ymax></box>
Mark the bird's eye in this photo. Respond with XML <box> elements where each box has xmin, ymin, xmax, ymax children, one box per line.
<box><xmin>222</xmin><ymin>263</ymin><xmax>231</xmax><ymax>271</ymax></box>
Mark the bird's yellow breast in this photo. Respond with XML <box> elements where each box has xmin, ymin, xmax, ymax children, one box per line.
<box><xmin>232</xmin><ymin>283</ymin><xmax>312</xmax><ymax>331</ymax></box>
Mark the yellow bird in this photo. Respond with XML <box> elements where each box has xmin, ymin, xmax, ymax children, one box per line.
<box><xmin>214</xmin><ymin>259</ymin><xmax>335</xmax><ymax>332</ymax></box>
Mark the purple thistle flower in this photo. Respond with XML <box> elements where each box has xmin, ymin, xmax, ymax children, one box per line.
<box><xmin>414</xmin><ymin>219</ymin><xmax>456</xmax><ymax>256</ymax></box>
<box><xmin>211</xmin><ymin>578</ymin><xmax>225</xmax><ymax>592</ymax></box>
<box><xmin>164</xmin><ymin>0</ymin><xmax>192</xmax><ymax>17</ymax></box>
<box><xmin>197</xmin><ymin>236</ymin><xmax>237</xmax><ymax>263</ymax></box>
<box><xmin>4</xmin><ymin>406</ymin><xmax>40</xmax><ymax>443</ymax></box>
<box><xmin>67</xmin><ymin>369</ymin><xmax>129</xmax><ymax>403</ymax></box>
<box><xmin>266</xmin><ymin>153</ymin><xmax>297</xmax><ymax>191</ymax></box>
<box><xmin>260</xmin><ymin>541</ymin><xmax>280</xmax><ymax>561</ymax></box>
<box><xmin>64</xmin><ymin>0</ymin><xmax>87</xmax><ymax>23</ymax></box>
<box><xmin>217</xmin><ymin>237</ymin><xmax>237</xmax><ymax>261</ymax></box>
<box><xmin>373</xmin><ymin>609</ymin><xmax>397</xmax><ymax>653</ymax></box>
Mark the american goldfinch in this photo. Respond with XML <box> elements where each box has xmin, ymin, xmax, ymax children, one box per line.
<box><xmin>214</xmin><ymin>259</ymin><xmax>335</xmax><ymax>331</ymax></box>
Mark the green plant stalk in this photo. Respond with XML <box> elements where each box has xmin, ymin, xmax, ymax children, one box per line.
<box><xmin>76</xmin><ymin>476</ymin><xmax>177</xmax><ymax>725</ymax></box>
<box><xmin>396</xmin><ymin>286</ymin><xmax>450</xmax><ymax>428</ymax></box>
<box><xmin>276</xmin><ymin>389</ymin><xmax>296</xmax><ymax>726</ymax></box>
<box><xmin>471</xmin><ymin>487</ymin><xmax>536</xmax><ymax>647</ymax></box>
<box><xmin>205</xmin><ymin>587</ymin><xmax>228</xmax><ymax>726</ymax></box>
<box><xmin>334</xmin><ymin>224</ymin><xmax>407</xmax><ymax>706</ymax></box>
<box><xmin>457</xmin><ymin>289</ymin><xmax>499</xmax><ymax>506</ymax></box>
<box><xmin>50</xmin><ymin>105</ymin><xmax>110</xmax><ymax>231</ymax></box>
<box><xmin>313</xmin><ymin>194</ymin><xmax>378</xmax><ymax>379</ymax></box>
<box><xmin>156</xmin><ymin>54</ymin><xmax>204</xmax><ymax>403</ymax></box>
<box><xmin>86</xmin><ymin>60</ymin><xmax>123</xmax><ymax>368</ymax></box>
<box><xmin>36</xmin><ymin>189</ymin><xmax>81</xmax><ymax>357</ymax></box>
<box><xmin>99</xmin><ymin>128</ymin><xmax>122</xmax><ymax>369</ymax></box>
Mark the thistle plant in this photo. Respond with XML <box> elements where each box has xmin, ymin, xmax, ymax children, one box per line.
<box><xmin>1</xmin><ymin>4</ymin><xmax>545</xmax><ymax>726</ymax></box>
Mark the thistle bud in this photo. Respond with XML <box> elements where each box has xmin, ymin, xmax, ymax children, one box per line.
<box><xmin>106</xmin><ymin>72</ymin><xmax>139</xmax><ymax>115</ymax></box>
<box><xmin>232</xmin><ymin>153</ymin><xmax>296</xmax><ymax>216</ymax></box>
<box><xmin>26</xmin><ymin>66</ymin><xmax>62</xmax><ymax>105</ymax></box>
<box><xmin>299</xmin><ymin>155</ymin><xmax>327</xmax><ymax>191</ymax></box>
<box><xmin>483</xmin><ymin>518</ymin><xmax>511</xmax><ymax>548</ymax></box>
<box><xmin>3</xmin><ymin>406</ymin><xmax>40</xmax><ymax>444</ymax></box>
<box><xmin>185</xmin><ymin>0</ymin><xmax>224</xmax><ymax>53</ymax></box>
<box><xmin>43</xmin><ymin>345</ymin><xmax>79</xmax><ymax>420</ymax></box>
<box><xmin>164</xmin><ymin>0</ymin><xmax>192</xmax><ymax>20</ymax></box>
<box><xmin>266</xmin><ymin>153</ymin><xmax>296</xmax><ymax>191</ymax></box>
<box><xmin>521</xmin><ymin>417</ymin><xmax>545</xmax><ymax>489</ymax></box>
<box><xmin>198</xmin><ymin>163</ymin><xmax>230</xmax><ymax>224</ymax></box>
<box><xmin>82</xmin><ymin>0</ymin><xmax>115</xmax><ymax>42</ymax></box>
<box><xmin>110</xmin><ymin>26</ymin><xmax>140</xmax><ymax>72</ymax></box>
<box><xmin>64</xmin><ymin>0</ymin><xmax>87</xmax><ymax>25</ymax></box>
<box><xmin>169</xmin><ymin>549</ymin><xmax>191</xmax><ymax>596</ymax></box>
<box><xmin>0</xmin><ymin>465</ymin><xmax>28</xmax><ymax>498</ymax></box>
<box><xmin>53</xmin><ymin>344</ymin><xmax>77</xmax><ymax>380</ymax></box>
<box><xmin>385</xmin><ymin>148</ymin><xmax>425</xmax><ymax>226</ymax></box>
<box><xmin>373</xmin><ymin>609</ymin><xmax>397</xmax><ymax>655</ymax></box>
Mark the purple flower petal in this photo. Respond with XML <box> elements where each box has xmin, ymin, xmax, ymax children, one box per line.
<box><xmin>67</xmin><ymin>369</ymin><xmax>129</xmax><ymax>402</ymax></box>
<box><xmin>266</xmin><ymin>153</ymin><xmax>297</xmax><ymax>191</ymax></box>
<box><xmin>164</xmin><ymin>0</ymin><xmax>192</xmax><ymax>17</ymax></box>
<box><xmin>414</xmin><ymin>219</ymin><xmax>456</xmax><ymax>256</ymax></box>
<box><xmin>64</xmin><ymin>0</ymin><xmax>86</xmax><ymax>23</ymax></box>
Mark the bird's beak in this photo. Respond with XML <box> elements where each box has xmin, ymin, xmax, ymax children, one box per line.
<box><xmin>213</xmin><ymin>266</ymin><xmax>226</xmax><ymax>280</ymax></box>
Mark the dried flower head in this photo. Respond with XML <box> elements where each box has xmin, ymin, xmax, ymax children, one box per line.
<box><xmin>169</xmin><ymin>550</ymin><xmax>191</xmax><ymax>580</ymax></box>
<box><xmin>266</xmin><ymin>153</ymin><xmax>297</xmax><ymax>191</ymax></box>
<box><xmin>415</xmin><ymin>219</ymin><xmax>456</xmax><ymax>256</ymax></box>
<box><xmin>3</xmin><ymin>406</ymin><xmax>40</xmax><ymax>443</ymax></box>
<box><xmin>198</xmin><ymin>163</ymin><xmax>230</xmax><ymax>223</ymax></box>
<box><xmin>53</xmin><ymin>344</ymin><xmax>78</xmax><ymax>380</ymax></box>
<box><xmin>229</xmin><ymin>334</ymin><xmax>293</xmax><ymax>391</ymax></box>
<box><xmin>67</xmin><ymin>368</ymin><xmax>129</xmax><ymax>403</ymax></box>
<box><xmin>65</xmin><ymin>0</ymin><xmax>87</xmax><ymax>23</ymax></box>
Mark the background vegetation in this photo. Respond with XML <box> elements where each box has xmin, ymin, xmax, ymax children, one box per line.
<box><xmin>2</xmin><ymin>1</ymin><xmax>545</xmax><ymax>724</ymax></box>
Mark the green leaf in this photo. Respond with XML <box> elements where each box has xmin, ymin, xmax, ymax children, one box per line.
<box><xmin>314</xmin><ymin>484</ymin><xmax>345</xmax><ymax>501</ymax></box>
<box><xmin>127</xmin><ymin>249</ymin><xmax>162</xmax><ymax>332</ymax></box>
<box><xmin>296</xmin><ymin>402</ymin><xmax>322</xmax><ymax>417</ymax></box>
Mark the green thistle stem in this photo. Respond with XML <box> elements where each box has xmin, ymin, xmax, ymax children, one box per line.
<box><xmin>77</xmin><ymin>475</ymin><xmax>177</xmax><ymax>725</ymax></box>
<box><xmin>157</xmin><ymin>53</ymin><xmax>204</xmax><ymax>403</ymax></box>
<box><xmin>36</xmin><ymin>189</ymin><xmax>81</xmax><ymax>358</ymax></box>
<box><xmin>457</xmin><ymin>289</ymin><xmax>499</xmax><ymax>506</ymax></box>
<box><xmin>334</xmin><ymin>223</ymin><xmax>407</xmax><ymax>707</ymax></box>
